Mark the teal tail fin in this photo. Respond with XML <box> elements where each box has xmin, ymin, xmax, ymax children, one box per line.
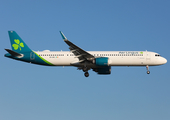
<box><xmin>8</xmin><ymin>31</ymin><xmax>32</xmax><ymax>53</ymax></box>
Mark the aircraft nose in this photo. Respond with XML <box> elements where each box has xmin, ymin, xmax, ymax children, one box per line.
<box><xmin>162</xmin><ymin>57</ymin><xmax>167</xmax><ymax>64</ymax></box>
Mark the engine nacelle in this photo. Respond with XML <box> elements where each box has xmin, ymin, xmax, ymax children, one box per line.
<box><xmin>97</xmin><ymin>66</ymin><xmax>111</xmax><ymax>74</ymax></box>
<box><xmin>94</xmin><ymin>57</ymin><xmax>109</xmax><ymax>66</ymax></box>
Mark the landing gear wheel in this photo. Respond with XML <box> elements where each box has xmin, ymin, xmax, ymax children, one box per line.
<box><xmin>147</xmin><ymin>71</ymin><xmax>150</xmax><ymax>74</ymax></box>
<box><xmin>84</xmin><ymin>72</ymin><xmax>89</xmax><ymax>77</ymax></box>
<box><xmin>146</xmin><ymin>65</ymin><xmax>150</xmax><ymax>74</ymax></box>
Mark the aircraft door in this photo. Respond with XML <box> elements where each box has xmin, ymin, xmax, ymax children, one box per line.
<box><xmin>146</xmin><ymin>51</ymin><xmax>151</xmax><ymax>61</ymax></box>
<box><xmin>30</xmin><ymin>52</ymin><xmax>35</xmax><ymax>60</ymax></box>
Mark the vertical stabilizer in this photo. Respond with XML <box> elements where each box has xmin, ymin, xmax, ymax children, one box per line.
<box><xmin>8</xmin><ymin>31</ymin><xmax>32</xmax><ymax>53</ymax></box>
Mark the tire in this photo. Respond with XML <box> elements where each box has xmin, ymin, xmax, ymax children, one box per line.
<box><xmin>84</xmin><ymin>72</ymin><xmax>89</xmax><ymax>77</ymax></box>
<box><xmin>147</xmin><ymin>71</ymin><xmax>150</xmax><ymax>74</ymax></box>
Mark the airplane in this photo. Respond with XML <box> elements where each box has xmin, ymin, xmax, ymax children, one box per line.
<box><xmin>5</xmin><ymin>31</ymin><xmax>167</xmax><ymax>77</ymax></box>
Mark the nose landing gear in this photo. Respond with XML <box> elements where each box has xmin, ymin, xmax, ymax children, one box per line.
<box><xmin>147</xmin><ymin>71</ymin><xmax>150</xmax><ymax>74</ymax></box>
<box><xmin>146</xmin><ymin>65</ymin><xmax>150</xmax><ymax>74</ymax></box>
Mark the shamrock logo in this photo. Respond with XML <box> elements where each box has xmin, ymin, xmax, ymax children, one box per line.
<box><xmin>12</xmin><ymin>39</ymin><xmax>24</xmax><ymax>51</ymax></box>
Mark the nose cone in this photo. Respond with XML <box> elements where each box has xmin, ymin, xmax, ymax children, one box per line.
<box><xmin>162</xmin><ymin>57</ymin><xmax>167</xmax><ymax>64</ymax></box>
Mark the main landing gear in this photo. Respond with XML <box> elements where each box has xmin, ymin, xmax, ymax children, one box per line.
<box><xmin>83</xmin><ymin>67</ymin><xmax>90</xmax><ymax>77</ymax></box>
<box><xmin>84</xmin><ymin>72</ymin><xmax>89</xmax><ymax>77</ymax></box>
<box><xmin>77</xmin><ymin>67</ymin><xmax>90</xmax><ymax>77</ymax></box>
<box><xmin>146</xmin><ymin>65</ymin><xmax>150</xmax><ymax>74</ymax></box>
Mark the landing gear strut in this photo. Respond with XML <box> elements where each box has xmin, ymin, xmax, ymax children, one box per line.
<box><xmin>84</xmin><ymin>72</ymin><xmax>89</xmax><ymax>77</ymax></box>
<box><xmin>146</xmin><ymin>65</ymin><xmax>150</xmax><ymax>74</ymax></box>
<box><xmin>83</xmin><ymin>67</ymin><xmax>88</xmax><ymax>72</ymax></box>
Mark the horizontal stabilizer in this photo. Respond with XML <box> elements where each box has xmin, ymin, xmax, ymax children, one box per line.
<box><xmin>5</xmin><ymin>49</ymin><xmax>22</xmax><ymax>56</ymax></box>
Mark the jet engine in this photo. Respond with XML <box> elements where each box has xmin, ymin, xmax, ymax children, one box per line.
<box><xmin>93</xmin><ymin>57</ymin><xmax>111</xmax><ymax>66</ymax></box>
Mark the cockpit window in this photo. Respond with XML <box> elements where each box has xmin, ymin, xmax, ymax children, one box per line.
<box><xmin>155</xmin><ymin>54</ymin><xmax>161</xmax><ymax>57</ymax></box>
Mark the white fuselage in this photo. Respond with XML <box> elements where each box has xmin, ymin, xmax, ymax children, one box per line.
<box><xmin>35</xmin><ymin>51</ymin><xmax>167</xmax><ymax>66</ymax></box>
<box><xmin>5</xmin><ymin>31</ymin><xmax>167</xmax><ymax>77</ymax></box>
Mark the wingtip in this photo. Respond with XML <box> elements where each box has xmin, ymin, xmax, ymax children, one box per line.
<box><xmin>59</xmin><ymin>31</ymin><xmax>67</xmax><ymax>40</ymax></box>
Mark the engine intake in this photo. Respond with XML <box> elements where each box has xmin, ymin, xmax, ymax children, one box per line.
<box><xmin>94</xmin><ymin>57</ymin><xmax>109</xmax><ymax>66</ymax></box>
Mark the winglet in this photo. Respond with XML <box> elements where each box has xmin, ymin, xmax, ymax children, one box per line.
<box><xmin>59</xmin><ymin>31</ymin><xmax>67</xmax><ymax>40</ymax></box>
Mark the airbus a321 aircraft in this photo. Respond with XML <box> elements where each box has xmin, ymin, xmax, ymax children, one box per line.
<box><xmin>5</xmin><ymin>31</ymin><xmax>167</xmax><ymax>77</ymax></box>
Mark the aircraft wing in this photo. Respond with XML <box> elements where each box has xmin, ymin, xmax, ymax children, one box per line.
<box><xmin>60</xmin><ymin>31</ymin><xmax>94</xmax><ymax>62</ymax></box>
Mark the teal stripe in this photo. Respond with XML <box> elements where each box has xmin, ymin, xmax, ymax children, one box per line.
<box><xmin>33</xmin><ymin>51</ymin><xmax>54</xmax><ymax>66</ymax></box>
